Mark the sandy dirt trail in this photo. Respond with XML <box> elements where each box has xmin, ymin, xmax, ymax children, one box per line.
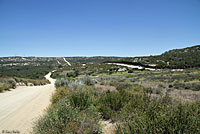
<box><xmin>108</xmin><ymin>63</ymin><xmax>156</xmax><ymax>70</ymax></box>
<box><xmin>0</xmin><ymin>72</ymin><xmax>56</xmax><ymax>134</ymax></box>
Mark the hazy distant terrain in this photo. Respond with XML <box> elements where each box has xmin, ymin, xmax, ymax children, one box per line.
<box><xmin>1</xmin><ymin>45</ymin><xmax>200</xmax><ymax>71</ymax></box>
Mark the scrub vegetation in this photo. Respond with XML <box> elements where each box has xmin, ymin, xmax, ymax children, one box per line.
<box><xmin>0</xmin><ymin>60</ymin><xmax>53</xmax><ymax>92</ymax></box>
<box><xmin>33</xmin><ymin>62</ymin><xmax>200</xmax><ymax>134</ymax></box>
<box><xmin>0</xmin><ymin>77</ymin><xmax>50</xmax><ymax>92</ymax></box>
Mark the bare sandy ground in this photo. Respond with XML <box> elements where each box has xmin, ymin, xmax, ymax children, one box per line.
<box><xmin>63</xmin><ymin>57</ymin><xmax>71</xmax><ymax>66</ymax></box>
<box><xmin>0</xmin><ymin>72</ymin><xmax>56</xmax><ymax>134</ymax></box>
<box><xmin>101</xmin><ymin>120</ymin><xmax>116</xmax><ymax>134</ymax></box>
<box><xmin>108</xmin><ymin>63</ymin><xmax>156</xmax><ymax>70</ymax></box>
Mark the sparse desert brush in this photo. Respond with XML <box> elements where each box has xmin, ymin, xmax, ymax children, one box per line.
<box><xmin>51</xmin><ymin>87</ymin><xmax>69</xmax><ymax>104</ymax></box>
<box><xmin>7</xmin><ymin>78</ymin><xmax>16</xmax><ymax>88</ymax></box>
<box><xmin>152</xmin><ymin>88</ymin><xmax>163</xmax><ymax>95</ymax></box>
<box><xmin>0</xmin><ymin>77</ymin><xmax>16</xmax><ymax>92</ymax></box>
<box><xmin>68</xmin><ymin>80</ymin><xmax>83</xmax><ymax>90</ymax></box>
<box><xmin>35</xmin><ymin>66</ymin><xmax>200</xmax><ymax>134</ymax></box>
<box><xmin>173</xmin><ymin>82</ymin><xmax>200</xmax><ymax>91</ymax></box>
<box><xmin>0</xmin><ymin>83</ymin><xmax>7</xmax><ymax>92</ymax></box>
<box><xmin>80</xmin><ymin>75</ymin><xmax>97</xmax><ymax>85</ymax></box>
<box><xmin>109</xmin><ymin>81</ymin><xmax>118</xmax><ymax>87</ymax></box>
<box><xmin>132</xmin><ymin>84</ymin><xmax>144</xmax><ymax>92</ymax></box>
<box><xmin>14</xmin><ymin>77</ymin><xmax>50</xmax><ymax>86</ymax></box>
<box><xmin>100</xmin><ymin>81</ymin><xmax>105</xmax><ymax>85</ymax></box>
<box><xmin>116</xmin><ymin>82</ymin><xmax>132</xmax><ymax>91</ymax></box>
<box><xmin>55</xmin><ymin>77</ymin><xmax>69</xmax><ymax>87</ymax></box>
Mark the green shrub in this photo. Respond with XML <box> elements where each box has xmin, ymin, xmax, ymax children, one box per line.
<box><xmin>0</xmin><ymin>83</ymin><xmax>5</xmax><ymax>92</ymax></box>
<box><xmin>51</xmin><ymin>87</ymin><xmax>69</xmax><ymax>104</ymax></box>
<box><xmin>33</xmin><ymin>98</ymin><xmax>80</xmax><ymax>134</ymax></box>
<box><xmin>78</xmin><ymin>105</ymin><xmax>102</xmax><ymax>134</ymax></box>
<box><xmin>109</xmin><ymin>81</ymin><xmax>118</xmax><ymax>87</ymax></box>
<box><xmin>116</xmin><ymin>96</ymin><xmax>200</xmax><ymax>134</ymax></box>
<box><xmin>7</xmin><ymin>78</ymin><xmax>16</xmax><ymax>88</ymax></box>
<box><xmin>97</xmin><ymin>90</ymin><xmax>132</xmax><ymax>121</ymax></box>
<box><xmin>66</xmin><ymin>71</ymin><xmax>79</xmax><ymax>78</ymax></box>
<box><xmin>33</xmin><ymin>97</ymin><xmax>102</xmax><ymax>134</ymax></box>
<box><xmin>158</xmin><ymin>84</ymin><xmax>165</xmax><ymax>88</ymax></box>
<box><xmin>128</xmin><ymin>70</ymin><xmax>133</xmax><ymax>73</ymax></box>
<box><xmin>69</xmin><ymin>88</ymin><xmax>94</xmax><ymax>111</ymax></box>
<box><xmin>132</xmin><ymin>84</ymin><xmax>144</xmax><ymax>92</ymax></box>
<box><xmin>173</xmin><ymin>82</ymin><xmax>200</xmax><ymax>91</ymax></box>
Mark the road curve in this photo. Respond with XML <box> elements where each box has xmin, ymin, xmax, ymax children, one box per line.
<box><xmin>0</xmin><ymin>72</ymin><xmax>56</xmax><ymax>134</ymax></box>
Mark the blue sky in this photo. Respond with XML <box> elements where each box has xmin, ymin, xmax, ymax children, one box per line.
<box><xmin>0</xmin><ymin>0</ymin><xmax>200</xmax><ymax>57</ymax></box>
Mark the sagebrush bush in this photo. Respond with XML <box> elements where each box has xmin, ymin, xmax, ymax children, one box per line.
<box><xmin>7</xmin><ymin>78</ymin><xmax>16</xmax><ymax>88</ymax></box>
<box><xmin>0</xmin><ymin>83</ymin><xmax>6</xmax><ymax>92</ymax></box>
<box><xmin>80</xmin><ymin>76</ymin><xmax>97</xmax><ymax>85</ymax></box>
<box><xmin>68</xmin><ymin>80</ymin><xmax>83</xmax><ymax>90</ymax></box>
<box><xmin>55</xmin><ymin>77</ymin><xmax>69</xmax><ymax>87</ymax></box>
<box><xmin>0</xmin><ymin>78</ymin><xmax>16</xmax><ymax>92</ymax></box>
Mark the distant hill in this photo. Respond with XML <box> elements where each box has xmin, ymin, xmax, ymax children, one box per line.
<box><xmin>158</xmin><ymin>45</ymin><xmax>200</xmax><ymax>66</ymax></box>
<box><xmin>0</xmin><ymin>56</ymin><xmax>122</xmax><ymax>67</ymax></box>
<box><xmin>110</xmin><ymin>45</ymin><xmax>200</xmax><ymax>68</ymax></box>
<box><xmin>1</xmin><ymin>45</ymin><xmax>200</xmax><ymax>68</ymax></box>
<box><xmin>0</xmin><ymin>56</ymin><xmax>123</xmax><ymax>79</ymax></box>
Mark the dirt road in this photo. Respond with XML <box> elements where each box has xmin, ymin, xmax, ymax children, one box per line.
<box><xmin>108</xmin><ymin>63</ymin><xmax>156</xmax><ymax>70</ymax></box>
<box><xmin>0</xmin><ymin>72</ymin><xmax>56</xmax><ymax>134</ymax></box>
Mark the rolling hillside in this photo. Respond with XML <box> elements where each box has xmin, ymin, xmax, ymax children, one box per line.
<box><xmin>114</xmin><ymin>45</ymin><xmax>200</xmax><ymax>68</ymax></box>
